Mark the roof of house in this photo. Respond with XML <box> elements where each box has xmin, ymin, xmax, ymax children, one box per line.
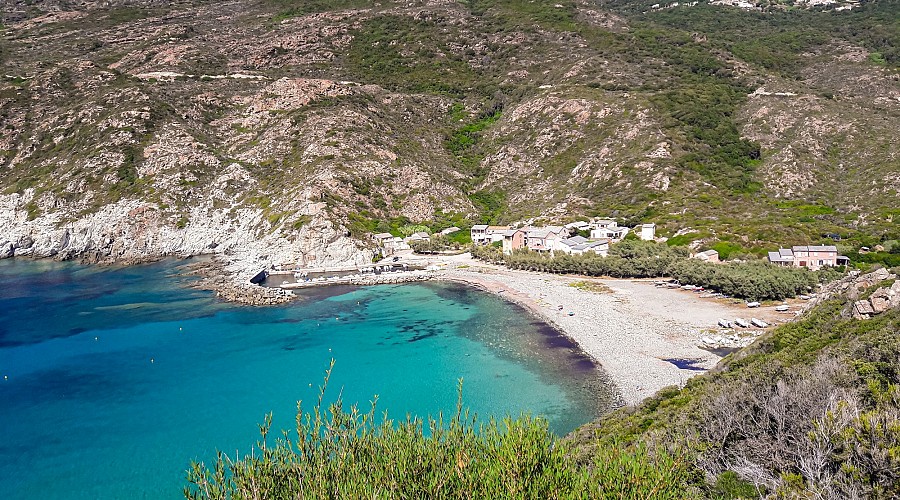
<box><xmin>471</xmin><ymin>224</ymin><xmax>488</xmax><ymax>230</ymax></box>
<box><xmin>557</xmin><ymin>236</ymin><xmax>587</xmax><ymax>248</ymax></box>
<box><xmin>565</xmin><ymin>221</ymin><xmax>589</xmax><ymax>228</ymax></box>
<box><xmin>486</xmin><ymin>225</ymin><xmax>510</xmax><ymax>231</ymax></box>
<box><xmin>768</xmin><ymin>251</ymin><xmax>793</xmax><ymax>262</ymax></box>
<box><xmin>641</xmin><ymin>223</ymin><xmax>656</xmax><ymax>228</ymax></box>
<box><xmin>373</xmin><ymin>232</ymin><xmax>393</xmax><ymax>239</ymax></box>
<box><xmin>791</xmin><ymin>245</ymin><xmax>838</xmax><ymax>253</ymax></box>
<box><xmin>411</xmin><ymin>232</ymin><xmax>430</xmax><ymax>238</ymax></box>
<box><xmin>572</xmin><ymin>241</ymin><xmax>609</xmax><ymax>251</ymax></box>
<box><xmin>527</xmin><ymin>227</ymin><xmax>563</xmax><ymax>239</ymax></box>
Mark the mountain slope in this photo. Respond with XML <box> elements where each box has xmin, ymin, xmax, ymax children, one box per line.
<box><xmin>1</xmin><ymin>0</ymin><xmax>897</xmax><ymax>273</ymax></box>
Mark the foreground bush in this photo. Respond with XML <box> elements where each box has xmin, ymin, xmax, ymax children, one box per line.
<box><xmin>185</xmin><ymin>363</ymin><xmax>699</xmax><ymax>499</ymax></box>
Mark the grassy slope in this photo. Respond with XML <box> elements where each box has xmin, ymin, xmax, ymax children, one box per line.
<box><xmin>570</xmin><ymin>289</ymin><xmax>900</xmax><ymax>497</ymax></box>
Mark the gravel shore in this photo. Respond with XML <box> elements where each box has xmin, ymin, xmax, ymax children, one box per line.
<box><xmin>436</xmin><ymin>254</ymin><xmax>775</xmax><ymax>406</ymax></box>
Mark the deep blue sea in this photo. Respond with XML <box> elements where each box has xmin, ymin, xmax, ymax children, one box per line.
<box><xmin>0</xmin><ymin>258</ymin><xmax>616</xmax><ymax>499</ymax></box>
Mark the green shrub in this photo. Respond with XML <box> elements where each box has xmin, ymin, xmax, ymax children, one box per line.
<box><xmin>712</xmin><ymin>471</ymin><xmax>760</xmax><ymax>499</ymax></box>
<box><xmin>186</xmin><ymin>362</ymin><xmax>700</xmax><ymax>499</ymax></box>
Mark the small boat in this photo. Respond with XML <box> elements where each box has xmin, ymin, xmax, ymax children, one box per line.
<box><xmin>775</xmin><ymin>305</ymin><xmax>790</xmax><ymax>312</ymax></box>
<box><xmin>747</xmin><ymin>301</ymin><xmax>761</xmax><ymax>308</ymax></box>
<box><xmin>734</xmin><ymin>318</ymin><xmax>750</xmax><ymax>328</ymax></box>
<box><xmin>751</xmin><ymin>318</ymin><xmax>769</xmax><ymax>328</ymax></box>
<box><xmin>568</xmin><ymin>311</ymin><xmax>575</xmax><ymax>316</ymax></box>
<box><xmin>717</xmin><ymin>318</ymin><xmax>732</xmax><ymax>328</ymax></box>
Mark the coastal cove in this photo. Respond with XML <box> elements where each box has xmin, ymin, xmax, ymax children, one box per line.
<box><xmin>0</xmin><ymin>258</ymin><xmax>617</xmax><ymax>500</ymax></box>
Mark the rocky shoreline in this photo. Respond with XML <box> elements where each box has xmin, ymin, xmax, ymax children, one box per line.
<box><xmin>179</xmin><ymin>258</ymin><xmax>296</xmax><ymax>306</ymax></box>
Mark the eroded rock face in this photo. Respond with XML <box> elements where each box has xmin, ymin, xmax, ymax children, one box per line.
<box><xmin>830</xmin><ymin>269</ymin><xmax>900</xmax><ymax>320</ymax></box>
<box><xmin>0</xmin><ymin>189</ymin><xmax>373</xmax><ymax>287</ymax></box>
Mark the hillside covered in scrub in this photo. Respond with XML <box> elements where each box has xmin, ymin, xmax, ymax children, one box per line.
<box><xmin>1</xmin><ymin>0</ymin><xmax>898</xmax><ymax>270</ymax></box>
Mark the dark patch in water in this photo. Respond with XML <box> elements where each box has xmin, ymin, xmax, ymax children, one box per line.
<box><xmin>572</xmin><ymin>357</ymin><xmax>597</xmax><ymax>372</ymax></box>
<box><xmin>408</xmin><ymin>332</ymin><xmax>437</xmax><ymax>343</ymax></box>
<box><xmin>538</xmin><ymin>324</ymin><xmax>580</xmax><ymax>350</ymax></box>
<box><xmin>69</xmin><ymin>327</ymin><xmax>88</xmax><ymax>335</ymax></box>
<box><xmin>275</xmin><ymin>318</ymin><xmax>303</xmax><ymax>324</ymax></box>
<box><xmin>665</xmin><ymin>358</ymin><xmax>706</xmax><ymax>371</ymax></box>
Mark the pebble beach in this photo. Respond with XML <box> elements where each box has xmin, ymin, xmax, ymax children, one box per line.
<box><xmin>437</xmin><ymin>254</ymin><xmax>784</xmax><ymax>405</ymax></box>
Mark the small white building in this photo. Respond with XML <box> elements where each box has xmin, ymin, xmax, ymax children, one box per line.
<box><xmin>471</xmin><ymin>225</ymin><xmax>489</xmax><ymax>245</ymax></box>
<box><xmin>590</xmin><ymin>225</ymin><xmax>629</xmax><ymax>241</ymax></box>
<box><xmin>471</xmin><ymin>225</ymin><xmax>510</xmax><ymax>245</ymax></box>
<box><xmin>589</xmin><ymin>218</ymin><xmax>618</xmax><ymax>229</ymax></box>
<box><xmin>439</xmin><ymin>226</ymin><xmax>461</xmax><ymax>236</ymax></box>
<box><xmin>640</xmin><ymin>223</ymin><xmax>656</xmax><ymax>241</ymax></box>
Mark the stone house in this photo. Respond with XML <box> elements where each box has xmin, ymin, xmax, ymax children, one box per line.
<box><xmin>693</xmin><ymin>249</ymin><xmax>720</xmax><ymax>263</ymax></box>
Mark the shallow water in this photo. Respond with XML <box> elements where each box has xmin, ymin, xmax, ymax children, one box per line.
<box><xmin>0</xmin><ymin>258</ymin><xmax>617</xmax><ymax>499</ymax></box>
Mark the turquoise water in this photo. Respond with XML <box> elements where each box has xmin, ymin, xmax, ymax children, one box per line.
<box><xmin>0</xmin><ymin>259</ymin><xmax>617</xmax><ymax>499</ymax></box>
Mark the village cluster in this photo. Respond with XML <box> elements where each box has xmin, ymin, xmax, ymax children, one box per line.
<box><xmin>371</xmin><ymin>218</ymin><xmax>657</xmax><ymax>257</ymax></box>
<box><xmin>370</xmin><ymin>218</ymin><xmax>850</xmax><ymax>271</ymax></box>
<box><xmin>470</xmin><ymin>219</ymin><xmax>657</xmax><ymax>256</ymax></box>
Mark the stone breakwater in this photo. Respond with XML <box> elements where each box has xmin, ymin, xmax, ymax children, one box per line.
<box><xmin>282</xmin><ymin>270</ymin><xmax>435</xmax><ymax>289</ymax></box>
<box><xmin>181</xmin><ymin>260</ymin><xmax>295</xmax><ymax>306</ymax></box>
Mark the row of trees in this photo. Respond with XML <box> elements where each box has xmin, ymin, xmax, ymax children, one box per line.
<box><xmin>408</xmin><ymin>235</ymin><xmax>465</xmax><ymax>254</ymax></box>
<box><xmin>472</xmin><ymin>240</ymin><xmax>835</xmax><ymax>301</ymax></box>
